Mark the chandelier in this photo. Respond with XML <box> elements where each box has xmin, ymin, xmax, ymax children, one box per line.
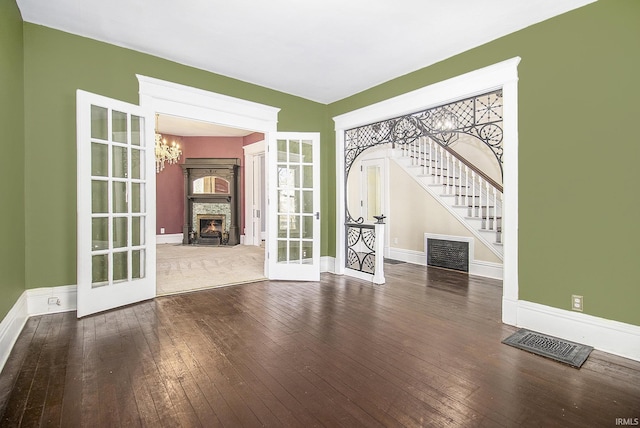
<box><xmin>155</xmin><ymin>114</ymin><xmax>183</xmax><ymax>173</ymax></box>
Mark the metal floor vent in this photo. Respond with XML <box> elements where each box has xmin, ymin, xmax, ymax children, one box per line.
<box><xmin>427</xmin><ymin>238</ymin><xmax>469</xmax><ymax>272</ymax></box>
<box><xmin>502</xmin><ymin>329</ymin><xmax>593</xmax><ymax>368</ymax></box>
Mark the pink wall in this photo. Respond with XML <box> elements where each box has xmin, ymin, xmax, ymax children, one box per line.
<box><xmin>155</xmin><ymin>133</ymin><xmax>264</xmax><ymax>237</ymax></box>
<box><xmin>155</xmin><ymin>134</ymin><xmax>185</xmax><ymax>235</ymax></box>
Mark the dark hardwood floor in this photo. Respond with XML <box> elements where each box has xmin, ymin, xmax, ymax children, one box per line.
<box><xmin>1</xmin><ymin>262</ymin><xmax>639</xmax><ymax>427</ymax></box>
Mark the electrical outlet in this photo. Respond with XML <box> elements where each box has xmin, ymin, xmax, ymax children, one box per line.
<box><xmin>160</xmin><ymin>227</ymin><xmax>165</xmax><ymax>234</ymax></box>
<box><xmin>394</xmin><ymin>237</ymin><xmax>398</xmax><ymax>245</ymax></box>
<box><xmin>571</xmin><ymin>295</ymin><xmax>583</xmax><ymax>312</ymax></box>
<box><xmin>48</xmin><ymin>297</ymin><xmax>60</xmax><ymax>306</ymax></box>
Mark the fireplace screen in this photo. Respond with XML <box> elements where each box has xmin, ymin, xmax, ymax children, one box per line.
<box><xmin>197</xmin><ymin>214</ymin><xmax>225</xmax><ymax>239</ymax></box>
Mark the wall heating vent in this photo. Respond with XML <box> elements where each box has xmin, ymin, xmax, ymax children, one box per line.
<box><xmin>426</xmin><ymin>238</ymin><xmax>469</xmax><ymax>272</ymax></box>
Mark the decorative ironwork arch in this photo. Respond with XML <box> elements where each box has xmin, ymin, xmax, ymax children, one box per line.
<box><xmin>344</xmin><ymin>89</ymin><xmax>503</xmax><ymax>223</ymax></box>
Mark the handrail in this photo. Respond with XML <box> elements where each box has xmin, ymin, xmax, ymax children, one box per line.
<box><xmin>443</xmin><ymin>145</ymin><xmax>503</xmax><ymax>194</ymax></box>
<box><xmin>345</xmin><ymin>222</ymin><xmax>374</xmax><ymax>229</ymax></box>
<box><xmin>399</xmin><ymin>137</ymin><xmax>504</xmax><ymax>251</ymax></box>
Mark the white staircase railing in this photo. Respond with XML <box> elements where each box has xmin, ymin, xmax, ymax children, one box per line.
<box><xmin>400</xmin><ymin>137</ymin><xmax>503</xmax><ymax>252</ymax></box>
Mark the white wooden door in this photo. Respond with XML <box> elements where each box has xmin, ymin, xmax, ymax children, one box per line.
<box><xmin>267</xmin><ymin>132</ymin><xmax>320</xmax><ymax>280</ymax></box>
<box><xmin>76</xmin><ymin>90</ymin><xmax>155</xmax><ymax>318</ymax></box>
<box><xmin>360</xmin><ymin>159</ymin><xmax>385</xmax><ymax>223</ymax></box>
<box><xmin>251</xmin><ymin>154</ymin><xmax>264</xmax><ymax>245</ymax></box>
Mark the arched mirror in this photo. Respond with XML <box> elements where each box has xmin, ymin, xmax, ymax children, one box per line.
<box><xmin>193</xmin><ymin>175</ymin><xmax>230</xmax><ymax>194</ymax></box>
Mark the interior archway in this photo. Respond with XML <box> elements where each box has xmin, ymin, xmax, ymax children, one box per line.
<box><xmin>333</xmin><ymin>58</ymin><xmax>520</xmax><ymax>325</ymax></box>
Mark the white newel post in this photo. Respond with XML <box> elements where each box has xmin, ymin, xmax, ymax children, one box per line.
<box><xmin>373</xmin><ymin>218</ymin><xmax>386</xmax><ymax>285</ymax></box>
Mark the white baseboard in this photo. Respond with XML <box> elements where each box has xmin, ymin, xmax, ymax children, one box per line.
<box><xmin>515</xmin><ymin>300</ymin><xmax>640</xmax><ymax>362</ymax></box>
<box><xmin>26</xmin><ymin>285</ymin><xmax>77</xmax><ymax>316</ymax></box>
<box><xmin>0</xmin><ymin>291</ymin><xmax>29</xmax><ymax>373</ymax></box>
<box><xmin>388</xmin><ymin>247</ymin><xmax>426</xmax><ymax>265</ymax></box>
<box><xmin>469</xmin><ymin>260</ymin><xmax>503</xmax><ymax>280</ymax></box>
<box><xmin>156</xmin><ymin>233</ymin><xmax>183</xmax><ymax>244</ymax></box>
<box><xmin>344</xmin><ymin>268</ymin><xmax>375</xmax><ymax>282</ymax></box>
<box><xmin>321</xmin><ymin>256</ymin><xmax>336</xmax><ymax>274</ymax></box>
<box><xmin>388</xmin><ymin>246</ymin><xmax>503</xmax><ymax>279</ymax></box>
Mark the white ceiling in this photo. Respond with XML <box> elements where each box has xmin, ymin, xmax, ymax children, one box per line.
<box><xmin>17</xmin><ymin>0</ymin><xmax>594</xmax><ymax>104</ymax></box>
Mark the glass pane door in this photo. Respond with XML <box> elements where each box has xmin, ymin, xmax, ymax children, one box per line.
<box><xmin>268</xmin><ymin>132</ymin><xmax>320</xmax><ymax>280</ymax></box>
<box><xmin>77</xmin><ymin>90</ymin><xmax>155</xmax><ymax>317</ymax></box>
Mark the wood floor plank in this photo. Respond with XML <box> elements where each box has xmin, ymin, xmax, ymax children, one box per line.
<box><xmin>1</xmin><ymin>263</ymin><xmax>639</xmax><ymax>427</ymax></box>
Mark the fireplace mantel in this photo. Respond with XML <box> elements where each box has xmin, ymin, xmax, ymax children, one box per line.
<box><xmin>181</xmin><ymin>158</ymin><xmax>240</xmax><ymax>245</ymax></box>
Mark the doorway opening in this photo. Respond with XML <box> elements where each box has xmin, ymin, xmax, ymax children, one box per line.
<box><xmin>137</xmin><ymin>75</ymin><xmax>278</xmax><ymax>296</ymax></box>
<box><xmin>333</xmin><ymin>58</ymin><xmax>520</xmax><ymax>325</ymax></box>
<box><xmin>153</xmin><ymin>115</ymin><xmax>267</xmax><ymax>295</ymax></box>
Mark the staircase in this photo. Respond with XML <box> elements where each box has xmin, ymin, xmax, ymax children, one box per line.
<box><xmin>392</xmin><ymin>137</ymin><xmax>504</xmax><ymax>259</ymax></box>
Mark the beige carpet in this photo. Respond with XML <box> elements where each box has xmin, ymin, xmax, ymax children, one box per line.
<box><xmin>156</xmin><ymin>244</ymin><xmax>266</xmax><ymax>296</ymax></box>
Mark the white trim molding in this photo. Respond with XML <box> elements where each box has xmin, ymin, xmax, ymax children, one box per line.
<box><xmin>0</xmin><ymin>286</ymin><xmax>78</xmax><ymax>373</ymax></box>
<box><xmin>243</xmin><ymin>140</ymin><xmax>266</xmax><ymax>247</ymax></box>
<box><xmin>137</xmin><ymin>75</ymin><xmax>281</xmax><ymax>133</ymax></box>
<box><xmin>136</xmin><ymin>75</ymin><xmax>281</xmax><ymax>290</ymax></box>
<box><xmin>321</xmin><ymin>256</ymin><xmax>336</xmax><ymax>274</ymax></box>
<box><xmin>26</xmin><ymin>285</ymin><xmax>78</xmax><ymax>316</ymax></box>
<box><xmin>156</xmin><ymin>233</ymin><xmax>183</xmax><ymax>244</ymax></box>
<box><xmin>0</xmin><ymin>292</ymin><xmax>28</xmax><ymax>373</ymax></box>
<box><xmin>333</xmin><ymin>57</ymin><xmax>520</xmax><ymax>324</ymax></box>
<box><xmin>516</xmin><ymin>301</ymin><xmax>640</xmax><ymax>362</ymax></box>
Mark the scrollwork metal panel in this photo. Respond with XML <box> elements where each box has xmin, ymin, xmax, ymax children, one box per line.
<box><xmin>343</xmin><ymin>90</ymin><xmax>503</xmax><ymax>270</ymax></box>
<box><xmin>344</xmin><ymin>90</ymin><xmax>503</xmax><ymax>181</ymax></box>
<box><xmin>346</xmin><ymin>224</ymin><xmax>376</xmax><ymax>274</ymax></box>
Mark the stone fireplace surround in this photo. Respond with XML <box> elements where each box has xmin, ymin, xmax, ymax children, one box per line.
<box><xmin>181</xmin><ymin>158</ymin><xmax>240</xmax><ymax>245</ymax></box>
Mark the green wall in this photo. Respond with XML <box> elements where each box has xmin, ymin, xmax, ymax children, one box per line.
<box><xmin>22</xmin><ymin>23</ymin><xmax>329</xmax><ymax>290</ymax></box>
<box><xmin>5</xmin><ymin>0</ymin><xmax>638</xmax><ymax>328</ymax></box>
<box><xmin>329</xmin><ymin>0</ymin><xmax>640</xmax><ymax>326</ymax></box>
<box><xmin>0</xmin><ymin>0</ymin><xmax>26</xmax><ymax>320</ymax></box>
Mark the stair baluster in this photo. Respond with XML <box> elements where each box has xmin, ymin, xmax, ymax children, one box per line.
<box><xmin>391</xmin><ymin>138</ymin><xmax>503</xmax><ymax>257</ymax></box>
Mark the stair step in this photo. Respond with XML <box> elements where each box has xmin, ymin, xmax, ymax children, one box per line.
<box><xmin>395</xmin><ymin>154</ymin><xmax>503</xmax><ymax>256</ymax></box>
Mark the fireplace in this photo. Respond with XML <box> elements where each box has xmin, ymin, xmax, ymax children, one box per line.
<box><xmin>197</xmin><ymin>214</ymin><xmax>226</xmax><ymax>245</ymax></box>
<box><xmin>181</xmin><ymin>158</ymin><xmax>240</xmax><ymax>246</ymax></box>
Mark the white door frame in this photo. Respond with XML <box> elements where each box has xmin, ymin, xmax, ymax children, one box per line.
<box><xmin>136</xmin><ymin>75</ymin><xmax>280</xmax><ymax>291</ymax></box>
<box><xmin>359</xmin><ymin>155</ymin><xmax>390</xmax><ymax>257</ymax></box>
<box><xmin>333</xmin><ymin>57</ymin><xmax>520</xmax><ymax>325</ymax></box>
<box><xmin>243</xmin><ymin>140</ymin><xmax>265</xmax><ymax>246</ymax></box>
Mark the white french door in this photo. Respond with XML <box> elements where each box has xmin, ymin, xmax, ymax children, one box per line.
<box><xmin>76</xmin><ymin>90</ymin><xmax>155</xmax><ymax>318</ymax></box>
<box><xmin>267</xmin><ymin>132</ymin><xmax>320</xmax><ymax>281</ymax></box>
